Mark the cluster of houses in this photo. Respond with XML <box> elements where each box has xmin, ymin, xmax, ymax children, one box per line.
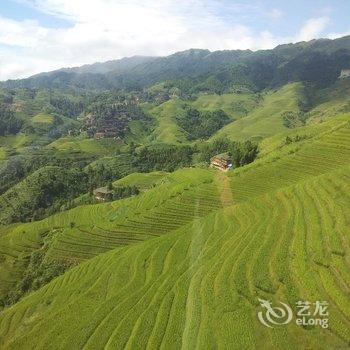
<box><xmin>84</xmin><ymin>102</ymin><xmax>135</xmax><ymax>139</ymax></box>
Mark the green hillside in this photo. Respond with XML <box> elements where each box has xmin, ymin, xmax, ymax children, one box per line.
<box><xmin>307</xmin><ymin>79</ymin><xmax>350</xmax><ymax>121</ymax></box>
<box><xmin>148</xmin><ymin>99</ymin><xmax>188</xmax><ymax>143</ymax></box>
<box><xmin>113</xmin><ymin>171</ymin><xmax>168</xmax><ymax>191</ymax></box>
<box><xmin>0</xmin><ymin>117</ymin><xmax>350</xmax><ymax>349</ymax></box>
<box><xmin>137</xmin><ymin>82</ymin><xmax>306</xmax><ymax>147</ymax></box>
<box><xmin>0</xmin><ymin>113</ymin><xmax>350</xmax><ymax>348</ymax></box>
<box><xmin>47</xmin><ymin>137</ymin><xmax>122</xmax><ymax>155</ymax></box>
<box><xmin>0</xmin><ymin>134</ymin><xmax>29</xmax><ymax>149</ymax></box>
<box><xmin>31</xmin><ymin>113</ymin><xmax>54</xmax><ymax>124</ymax></box>
<box><xmin>147</xmin><ymin>84</ymin><xmax>295</xmax><ymax>145</ymax></box>
<box><xmin>1</xmin><ymin>35</ymin><xmax>350</xmax><ymax>350</ymax></box>
<box><xmin>0</xmin><ymin>167</ymin><xmax>222</xmax><ymax>297</ymax></box>
<box><xmin>0</xmin><ymin>148</ymin><xmax>6</xmax><ymax>160</ymax></box>
<box><xmin>0</xmin><ymin>166</ymin><xmax>88</xmax><ymax>225</ymax></box>
<box><xmin>0</xmin><ymin>134</ymin><xmax>30</xmax><ymax>159</ymax></box>
<box><xmin>212</xmin><ymin>83</ymin><xmax>305</xmax><ymax>142</ymax></box>
<box><xmin>191</xmin><ymin>91</ymin><xmax>261</xmax><ymax>118</ymax></box>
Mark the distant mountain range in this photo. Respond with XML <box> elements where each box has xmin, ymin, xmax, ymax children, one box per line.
<box><xmin>2</xmin><ymin>35</ymin><xmax>350</xmax><ymax>91</ymax></box>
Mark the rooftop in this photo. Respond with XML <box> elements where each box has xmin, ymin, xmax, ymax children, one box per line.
<box><xmin>211</xmin><ymin>154</ymin><xmax>231</xmax><ymax>162</ymax></box>
<box><xmin>93</xmin><ymin>187</ymin><xmax>113</xmax><ymax>195</ymax></box>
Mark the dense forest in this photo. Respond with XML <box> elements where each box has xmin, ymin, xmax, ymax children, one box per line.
<box><xmin>176</xmin><ymin>107</ymin><xmax>231</xmax><ymax>140</ymax></box>
<box><xmin>0</xmin><ymin>103</ymin><xmax>23</xmax><ymax>136</ymax></box>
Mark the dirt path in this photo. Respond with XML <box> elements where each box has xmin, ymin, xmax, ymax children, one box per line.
<box><xmin>214</xmin><ymin>171</ymin><xmax>234</xmax><ymax>207</ymax></box>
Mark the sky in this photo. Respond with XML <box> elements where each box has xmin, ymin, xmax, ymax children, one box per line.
<box><xmin>0</xmin><ymin>0</ymin><xmax>349</xmax><ymax>80</ymax></box>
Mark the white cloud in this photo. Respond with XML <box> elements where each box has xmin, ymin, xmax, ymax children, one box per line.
<box><xmin>0</xmin><ymin>15</ymin><xmax>48</xmax><ymax>47</ymax></box>
<box><xmin>267</xmin><ymin>8</ymin><xmax>283</xmax><ymax>20</ymax></box>
<box><xmin>327</xmin><ymin>30</ymin><xmax>350</xmax><ymax>40</ymax></box>
<box><xmin>1</xmin><ymin>0</ymin><xmax>285</xmax><ymax>80</ymax></box>
<box><xmin>0</xmin><ymin>2</ymin><xmax>346</xmax><ymax>80</ymax></box>
<box><xmin>297</xmin><ymin>17</ymin><xmax>330</xmax><ymax>41</ymax></box>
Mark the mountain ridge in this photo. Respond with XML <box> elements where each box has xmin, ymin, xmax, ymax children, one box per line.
<box><xmin>2</xmin><ymin>35</ymin><xmax>350</xmax><ymax>91</ymax></box>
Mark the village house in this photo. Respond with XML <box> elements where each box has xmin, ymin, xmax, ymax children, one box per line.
<box><xmin>94</xmin><ymin>129</ymin><xmax>119</xmax><ymax>139</ymax></box>
<box><xmin>339</xmin><ymin>69</ymin><xmax>350</xmax><ymax>79</ymax></box>
<box><xmin>93</xmin><ymin>187</ymin><xmax>113</xmax><ymax>201</ymax></box>
<box><xmin>210</xmin><ymin>154</ymin><xmax>233</xmax><ymax>171</ymax></box>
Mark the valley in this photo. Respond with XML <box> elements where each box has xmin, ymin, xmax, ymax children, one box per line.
<box><xmin>0</xmin><ymin>35</ymin><xmax>350</xmax><ymax>349</ymax></box>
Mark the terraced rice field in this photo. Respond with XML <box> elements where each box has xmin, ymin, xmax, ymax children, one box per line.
<box><xmin>212</xmin><ymin>82</ymin><xmax>305</xmax><ymax>142</ymax></box>
<box><xmin>31</xmin><ymin>113</ymin><xmax>54</xmax><ymax>124</ymax></box>
<box><xmin>0</xmin><ymin>134</ymin><xmax>29</xmax><ymax>149</ymax></box>
<box><xmin>113</xmin><ymin>171</ymin><xmax>168</xmax><ymax>191</ymax></box>
<box><xmin>191</xmin><ymin>91</ymin><xmax>260</xmax><ymax>118</ymax></box>
<box><xmin>0</xmin><ymin>115</ymin><xmax>350</xmax><ymax>349</ymax></box>
<box><xmin>0</xmin><ymin>168</ymin><xmax>225</xmax><ymax>297</ymax></box>
<box><xmin>0</xmin><ymin>134</ymin><xmax>43</xmax><ymax>159</ymax></box>
<box><xmin>29</xmin><ymin>168</ymin><xmax>226</xmax><ymax>262</ymax></box>
<box><xmin>47</xmin><ymin>137</ymin><xmax>122</xmax><ymax>155</ymax></box>
<box><xmin>0</xmin><ymin>164</ymin><xmax>349</xmax><ymax>348</ymax></box>
<box><xmin>148</xmin><ymin>99</ymin><xmax>188</xmax><ymax>143</ymax></box>
<box><xmin>308</xmin><ymin>79</ymin><xmax>350</xmax><ymax>121</ymax></box>
<box><xmin>0</xmin><ymin>225</ymin><xmax>43</xmax><ymax>297</ymax></box>
<box><xmin>228</xmin><ymin>116</ymin><xmax>350</xmax><ymax>202</ymax></box>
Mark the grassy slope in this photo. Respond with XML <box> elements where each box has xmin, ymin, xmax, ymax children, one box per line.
<box><xmin>0</xmin><ymin>167</ymin><xmax>223</xmax><ymax>297</ymax></box>
<box><xmin>258</xmin><ymin>112</ymin><xmax>350</xmax><ymax>156</ymax></box>
<box><xmin>148</xmin><ymin>99</ymin><xmax>188</xmax><ymax>143</ymax></box>
<box><xmin>191</xmin><ymin>92</ymin><xmax>260</xmax><ymax>119</ymax></box>
<box><xmin>31</xmin><ymin>113</ymin><xmax>54</xmax><ymax>124</ymax></box>
<box><xmin>1</xmin><ymin>114</ymin><xmax>350</xmax><ymax>348</ymax></box>
<box><xmin>113</xmin><ymin>171</ymin><xmax>168</xmax><ymax>191</ymax></box>
<box><xmin>47</xmin><ymin>137</ymin><xmax>122</xmax><ymax>156</ymax></box>
<box><xmin>124</xmin><ymin>120</ymin><xmax>151</xmax><ymax>144</ymax></box>
<box><xmin>0</xmin><ymin>135</ymin><xmax>29</xmax><ymax>148</ymax></box>
<box><xmin>129</xmin><ymin>80</ymin><xmax>349</xmax><ymax>147</ymax></box>
<box><xmin>212</xmin><ymin>82</ymin><xmax>305</xmax><ymax>142</ymax></box>
<box><xmin>146</xmin><ymin>83</ymin><xmax>305</xmax><ymax>145</ymax></box>
<box><xmin>148</xmin><ymin>92</ymin><xmax>260</xmax><ymax>144</ymax></box>
<box><xmin>307</xmin><ymin>79</ymin><xmax>350</xmax><ymax>122</ymax></box>
<box><xmin>0</xmin><ymin>148</ymin><xmax>6</xmax><ymax>160</ymax></box>
<box><xmin>0</xmin><ymin>134</ymin><xmax>34</xmax><ymax>161</ymax></box>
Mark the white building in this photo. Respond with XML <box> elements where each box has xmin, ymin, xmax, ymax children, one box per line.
<box><xmin>339</xmin><ymin>69</ymin><xmax>350</xmax><ymax>78</ymax></box>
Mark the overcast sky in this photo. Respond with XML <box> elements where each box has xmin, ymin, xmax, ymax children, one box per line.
<box><xmin>0</xmin><ymin>0</ymin><xmax>349</xmax><ymax>80</ymax></box>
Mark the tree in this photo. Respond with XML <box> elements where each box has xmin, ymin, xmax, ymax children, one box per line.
<box><xmin>230</xmin><ymin>141</ymin><xmax>258</xmax><ymax>167</ymax></box>
<box><xmin>282</xmin><ymin>111</ymin><xmax>307</xmax><ymax>128</ymax></box>
<box><xmin>0</xmin><ymin>103</ymin><xmax>23</xmax><ymax>136</ymax></box>
<box><xmin>197</xmin><ymin>137</ymin><xmax>231</xmax><ymax>162</ymax></box>
<box><xmin>176</xmin><ymin>106</ymin><xmax>231</xmax><ymax>140</ymax></box>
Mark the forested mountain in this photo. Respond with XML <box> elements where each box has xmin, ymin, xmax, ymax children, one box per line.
<box><xmin>58</xmin><ymin>55</ymin><xmax>156</xmax><ymax>75</ymax></box>
<box><xmin>2</xmin><ymin>36</ymin><xmax>350</xmax><ymax>92</ymax></box>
